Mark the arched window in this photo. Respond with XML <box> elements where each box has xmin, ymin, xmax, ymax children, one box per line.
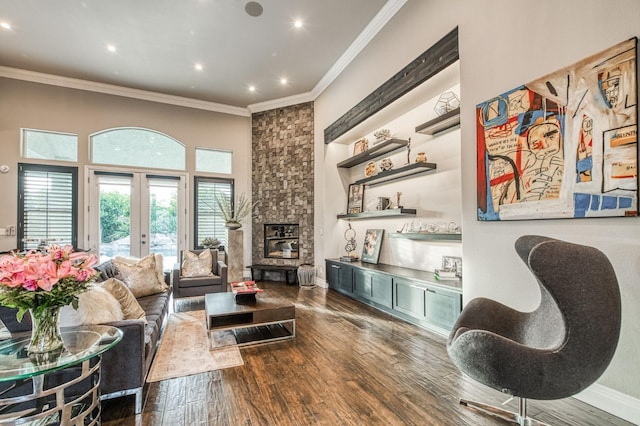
<box><xmin>90</xmin><ymin>127</ymin><xmax>185</xmax><ymax>170</ymax></box>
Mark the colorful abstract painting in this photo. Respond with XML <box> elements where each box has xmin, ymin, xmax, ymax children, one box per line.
<box><xmin>477</xmin><ymin>38</ymin><xmax>637</xmax><ymax>220</ymax></box>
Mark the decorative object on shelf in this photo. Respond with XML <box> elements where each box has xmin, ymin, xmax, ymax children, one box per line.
<box><xmin>415</xmin><ymin>152</ymin><xmax>427</xmax><ymax>163</ymax></box>
<box><xmin>373</xmin><ymin>128</ymin><xmax>391</xmax><ymax>143</ymax></box>
<box><xmin>353</xmin><ymin>138</ymin><xmax>369</xmax><ymax>155</ymax></box>
<box><xmin>361</xmin><ymin>229</ymin><xmax>384</xmax><ymax>264</ymax></box>
<box><xmin>379</xmin><ymin>157</ymin><xmax>394</xmax><ymax>172</ymax></box>
<box><xmin>477</xmin><ymin>38</ymin><xmax>637</xmax><ymax>221</ymax></box>
<box><xmin>434</xmin><ymin>91</ymin><xmax>461</xmax><ymax>116</ymax></box>
<box><xmin>442</xmin><ymin>256</ymin><xmax>463</xmax><ymax>278</ymax></box>
<box><xmin>406</xmin><ymin>138</ymin><xmax>411</xmax><ymax>165</ymax></box>
<box><xmin>396</xmin><ymin>192</ymin><xmax>403</xmax><ymax>209</ymax></box>
<box><xmin>448</xmin><ymin>221</ymin><xmax>461</xmax><ymax>233</ymax></box>
<box><xmin>201</xmin><ymin>237</ymin><xmax>221</xmax><ymax>249</ymax></box>
<box><xmin>376</xmin><ymin>197</ymin><xmax>391</xmax><ymax>211</ymax></box>
<box><xmin>215</xmin><ymin>191</ymin><xmax>257</xmax><ymax>229</ymax></box>
<box><xmin>347</xmin><ymin>183</ymin><xmax>364</xmax><ymax>214</ymax></box>
<box><xmin>340</xmin><ymin>224</ymin><xmax>359</xmax><ymax>262</ymax></box>
<box><xmin>0</xmin><ymin>245</ymin><xmax>99</xmax><ymax>355</ymax></box>
<box><xmin>364</xmin><ymin>161</ymin><xmax>377</xmax><ymax>178</ymax></box>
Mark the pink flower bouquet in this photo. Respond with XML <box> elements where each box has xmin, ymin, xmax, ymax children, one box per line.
<box><xmin>0</xmin><ymin>245</ymin><xmax>99</xmax><ymax>320</ymax></box>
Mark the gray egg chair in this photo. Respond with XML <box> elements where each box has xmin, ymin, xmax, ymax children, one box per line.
<box><xmin>447</xmin><ymin>235</ymin><xmax>621</xmax><ymax>425</ymax></box>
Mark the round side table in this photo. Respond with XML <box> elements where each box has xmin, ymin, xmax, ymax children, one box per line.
<box><xmin>0</xmin><ymin>325</ymin><xmax>122</xmax><ymax>425</ymax></box>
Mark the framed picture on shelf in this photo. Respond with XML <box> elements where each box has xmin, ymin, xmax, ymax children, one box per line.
<box><xmin>353</xmin><ymin>138</ymin><xmax>369</xmax><ymax>155</ymax></box>
<box><xmin>347</xmin><ymin>184</ymin><xmax>364</xmax><ymax>214</ymax></box>
<box><xmin>361</xmin><ymin>228</ymin><xmax>384</xmax><ymax>264</ymax></box>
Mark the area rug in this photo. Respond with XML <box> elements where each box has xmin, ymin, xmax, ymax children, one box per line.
<box><xmin>146</xmin><ymin>310</ymin><xmax>243</xmax><ymax>383</ymax></box>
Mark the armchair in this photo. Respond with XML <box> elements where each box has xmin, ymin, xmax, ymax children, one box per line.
<box><xmin>447</xmin><ymin>235</ymin><xmax>621</xmax><ymax>425</ymax></box>
<box><xmin>172</xmin><ymin>249</ymin><xmax>227</xmax><ymax>305</ymax></box>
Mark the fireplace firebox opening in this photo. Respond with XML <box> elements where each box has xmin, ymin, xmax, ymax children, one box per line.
<box><xmin>264</xmin><ymin>224</ymin><xmax>299</xmax><ymax>259</ymax></box>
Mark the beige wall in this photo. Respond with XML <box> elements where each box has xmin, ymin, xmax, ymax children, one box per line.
<box><xmin>315</xmin><ymin>0</ymin><xmax>640</xmax><ymax>419</ymax></box>
<box><xmin>0</xmin><ymin>78</ymin><xmax>252</xmax><ymax>261</ymax></box>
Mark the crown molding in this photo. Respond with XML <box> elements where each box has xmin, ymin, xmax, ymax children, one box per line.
<box><xmin>0</xmin><ymin>66</ymin><xmax>250</xmax><ymax>117</ymax></box>
<box><xmin>310</xmin><ymin>0</ymin><xmax>408</xmax><ymax>99</ymax></box>
<box><xmin>247</xmin><ymin>91</ymin><xmax>315</xmax><ymax>114</ymax></box>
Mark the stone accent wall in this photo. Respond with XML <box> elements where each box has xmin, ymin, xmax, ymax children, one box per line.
<box><xmin>251</xmin><ymin>102</ymin><xmax>314</xmax><ymax>273</ymax></box>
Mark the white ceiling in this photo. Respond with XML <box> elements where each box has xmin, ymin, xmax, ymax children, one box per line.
<box><xmin>0</xmin><ymin>0</ymin><xmax>404</xmax><ymax>113</ymax></box>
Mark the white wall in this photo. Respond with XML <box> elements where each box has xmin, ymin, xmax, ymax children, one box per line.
<box><xmin>314</xmin><ymin>0</ymin><xmax>640</xmax><ymax>420</ymax></box>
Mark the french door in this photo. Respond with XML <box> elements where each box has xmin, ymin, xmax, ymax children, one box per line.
<box><xmin>85</xmin><ymin>167</ymin><xmax>187</xmax><ymax>268</ymax></box>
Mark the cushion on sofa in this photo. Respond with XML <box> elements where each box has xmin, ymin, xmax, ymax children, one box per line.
<box><xmin>60</xmin><ymin>286</ymin><xmax>124</xmax><ymax>326</ymax></box>
<box><xmin>99</xmin><ymin>278</ymin><xmax>147</xmax><ymax>322</ymax></box>
<box><xmin>113</xmin><ymin>254</ymin><xmax>167</xmax><ymax>298</ymax></box>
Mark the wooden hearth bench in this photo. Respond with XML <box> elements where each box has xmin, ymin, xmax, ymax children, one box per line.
<box><xmin>248</xmin><ymin>264</ymin><xmax>298</xmax><ymax>285</ymax></box>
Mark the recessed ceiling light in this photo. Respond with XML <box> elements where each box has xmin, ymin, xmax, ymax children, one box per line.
<box><xmin>280</xmin><ymin>78</ymin><xmax>288</xmax><ymax>85</ymax></box>
<box><xmin>249</xmin><ymin>85</ymin><xmax>256</xmax><ymax>92</ymax></box>
<box><xmin>0</xmin><ymin>22</ymin><xmax>11</xmax><ymax>30</ymax></box>
<box><xmin>194</xmin><ymin>63</ymin><xmax>203</xmax><ymax>71</ymax></box>
<box><xmin>294</xmin><ymin>19</ymin><xmax>303</xmax><ymax>29</ymax></box>
<box><xmin>106</xmin><ymin>44</ymin><xmax>117</xmax><ymax>53</ymax></box>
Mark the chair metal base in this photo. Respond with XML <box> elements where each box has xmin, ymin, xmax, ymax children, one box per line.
<box><xmin>460</xmin><ymin>397</ymin><xmax>550</xmax><ymax>426</ymax></box>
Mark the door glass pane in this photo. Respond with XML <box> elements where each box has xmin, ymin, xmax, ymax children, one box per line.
<box><xmin>98</xmin><ymin>176</ymin><xmax>132</xmax><ymax>263</ymax></box>
<box><xmin>148</xmin><ymin>179</ymin><xmax>179</xmax><ymax>269</ymax></box>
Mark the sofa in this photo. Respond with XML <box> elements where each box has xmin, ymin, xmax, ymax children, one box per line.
<box><xmin>0</xmin><ymin>258</ymin><xmax>172</xmax><ymax>414</ymax></box>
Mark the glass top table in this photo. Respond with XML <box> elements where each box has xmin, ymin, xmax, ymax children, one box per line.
<box><xmin>0</xmin><ymin>325</ymin><xmax>123</xmax><ymax>425</ymax></box>
<box><xmin>0</xmin><ymin>325</ymin><xmax>123</xmax><ymax>382</ymax></box>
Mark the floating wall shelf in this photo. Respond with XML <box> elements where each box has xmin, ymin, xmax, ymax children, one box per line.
<box><xmin>415</xmin><ymin>107</ymin><xmax>460</xmax><ymax>135</ymax></box>
<box><xmin>388</xmin><ymin>232</ymin><xmax>462</xmax><ymax>242</ymax></box>
<box><xmin>354</xmin><ymin>162</ymin><xmax>436</xmax><ymax>187</ymax></box>
<box><xmin>337</xmin><ymin>138</ymin><xmax>409</xmax><ymax>168</ymax></box>
<box><xmin>337</xmin><ymin>208</ymin><xmax>417</xmax><ymax>221</ymax></box>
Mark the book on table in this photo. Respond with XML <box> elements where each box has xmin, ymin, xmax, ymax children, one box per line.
<box><xmin>231</xmin><ymin>280</ymin><xmax>264</xmax><ymax>295</ymax></box>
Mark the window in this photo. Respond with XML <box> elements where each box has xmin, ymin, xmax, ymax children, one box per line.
<box><xmin>196</xmin><ymin>148</ymin><xmax>233</xmax><ymax>174</ymax></box>
<box><xmin>194</xmin><ymin>177</ymin><xmax>233</xmax><ymax>248</ymax></box>
<box><xmin>22</xmin><ymin>129</ymin><xmax>78</xmax><ymax>162</ymax></box>
<box><xmin>18</xmin><ymin>163</ymin><xmax>78</xmax><ymax>250</ymax></box>
<box><xmin>90</xmin><ymin>127</ymin><xmax>186</xmax><ymax>170</ymax></box>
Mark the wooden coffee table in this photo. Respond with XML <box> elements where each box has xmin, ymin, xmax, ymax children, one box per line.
<box><xmin>204</xmin><ymin>292</ymin><xmax>296</xmax><ymax>347</ymax></box>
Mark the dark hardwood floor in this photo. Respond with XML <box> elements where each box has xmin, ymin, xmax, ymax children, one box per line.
<box><xmin>101</xmin><ymin>282</ymin><xmax>632</xmax><ymax>426</ymax></box>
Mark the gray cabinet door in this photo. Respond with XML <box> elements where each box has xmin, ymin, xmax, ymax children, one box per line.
<box><xmin>353</xmin><ymin>270</ymin><xmax>372</xmax><ymax>299</ymax></box>
<box><xmin>393</xmin><ymin>278</ymin><xmax>425</xmax><ymax>318</ymax></box>
<box><xmin>424</xmin><ymin>287</ymin><xmax>461</xmax><ymax>331</ymax></box>
<box><xmin>370</xmin><ymin>273</ymin><xmax>392</xmax><ymax>308</ymax></box>
<box><xmin>326</xmin><ymin>261</ymin><xmax>340</xmax><ymax>289</ymax></box>
<box><xmin>326</xmin><ymin>261</ymin><xmax>353</xmax><ymax>293</ymax></box>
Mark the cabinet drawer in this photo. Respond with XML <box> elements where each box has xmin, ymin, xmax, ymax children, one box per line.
<box><xmin>370</xmin><ymin>274</ymin><xmax>392</xmax><ymax>308</ymax></box>
<box><xmin>424</xmin><ymin>287</ymin><xmax>461</xmax><ymax>331</ymax></box>
<box><xmin>393</xmin><ymin>278</ymin><xmax>425</xmax><ymax>318</ymax></box>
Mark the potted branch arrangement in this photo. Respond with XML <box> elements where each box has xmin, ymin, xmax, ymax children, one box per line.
<box><xmin>215</xmin><ymin>192</ymin><xmax>257</xmax><ymax>230</ymax></box>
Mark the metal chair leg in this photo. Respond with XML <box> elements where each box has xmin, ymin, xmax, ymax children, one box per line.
<box><xmin>459</xmin><ymin>397</ymin><xmax>550</xmax><ymax>426</ymax></box>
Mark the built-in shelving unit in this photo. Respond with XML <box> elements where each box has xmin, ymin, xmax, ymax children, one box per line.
<box><xmin>337</xmin><ymin>208</ymin><xmax>416</xmax><ymax>221</ymax></box>
<box><xmin>415</xmin><ymin>107</ymin><xmax>460</xmax><ymax>135</ymax></box>
<box><xmin>354</xmin><ymin>162</ymin><xmax>436</xmax><ymax>187</ymax></box>
<box><xmin>337</xmin><ymin>138</ymin><xmax>409</xmax><ymax>168</ymax></box>
<box><xmin>388</xmin><ymin>232</ymin><xmax>461</xmax><ymax>241</ymax></box>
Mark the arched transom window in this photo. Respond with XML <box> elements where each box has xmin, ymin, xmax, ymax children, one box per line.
<box><xmin>90</xmin><ymin>127</ymin><xmax>185</xmax><ymax>170</ymax></box>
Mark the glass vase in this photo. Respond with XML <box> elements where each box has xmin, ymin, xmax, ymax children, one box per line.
<box><xmin>28</xmin><ymin>306</ymin><xmax>64</xmax><ymax>354</ymax></box>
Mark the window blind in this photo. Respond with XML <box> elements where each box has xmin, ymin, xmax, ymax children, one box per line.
<box><xmin>18</xmin><ymin>164</ymin><xmax>77</xmax><ymax>250</ymax></box>
<box><xmin>194</xmin><ymin>177</ymin><xmax>233</xmax><ymax>248</ymax></box>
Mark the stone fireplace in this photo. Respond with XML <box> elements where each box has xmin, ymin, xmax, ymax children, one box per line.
<box><xmin>251</xmin><ymin>102</ymin><xmax>314</xmax><ymax>279</ymax></box>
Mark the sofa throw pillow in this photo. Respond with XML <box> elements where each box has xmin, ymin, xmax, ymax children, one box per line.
<box><xmin>115</xmin><ymin>253</ymin><xmax>167</xmax><ymax>289</ymax></box>
<box><xmin>99</xmin><ymin>277</ymin><xmax>147</xmax><ymax>323</ymax></box>
<box><xmin>59</xmin><ymin>286</ymin><xmax>124</xmax><ymax>326</ymax></box>
<box><xmin>181</xmin><ymin>249</ymin><xmax>214</xmax><ymax>278</ymax></box>
<box><xmin>113</xmin><ymin>254</ymin><xmax>168</xmax><ymax>298</ymax></box>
